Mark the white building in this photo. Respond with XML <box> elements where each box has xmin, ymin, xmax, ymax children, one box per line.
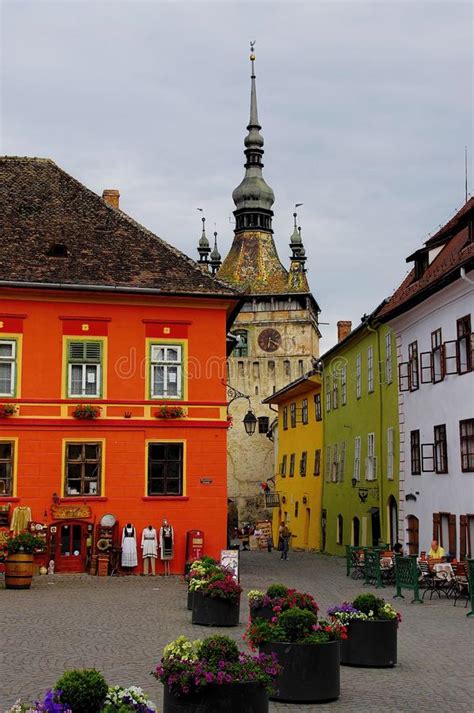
<box><xmin>380</xmin><ymin>198</ymin><xmax>474</xmax><ymax>558</ymax></box>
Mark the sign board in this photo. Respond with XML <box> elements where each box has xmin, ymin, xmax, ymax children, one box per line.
<box><xmin>51</xmin><ymin>504</ymin><xmax>92</xmax><ymax>520</ymax></box>
<box><xmin>255</xmin><ymin>520</ymin><xmax>273</xmax><ymax>549</ymax></box>
<box><xmin>220</xmin><ymin>549</ymin><xmax>239</xmax><ymax>582</ymax></box>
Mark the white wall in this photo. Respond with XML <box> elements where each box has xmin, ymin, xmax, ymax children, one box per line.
<box><xmin>389</xmin><ymin>273</ymin><xmax>474</xmax><ymax>555</ymax></box>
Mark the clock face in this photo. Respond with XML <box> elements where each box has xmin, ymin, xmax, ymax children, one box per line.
<box><xmin>258</xmin><ymin>328</ymin><xmax>282</xmax><ymax>352</ymax></box>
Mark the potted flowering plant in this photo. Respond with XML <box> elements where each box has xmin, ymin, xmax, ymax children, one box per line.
<box><xmin>191</xmin><ymin>569</ymin><xmax>243</xmax><ymax>627</ymax></box>
<box><xmin>245</xmin><ymin>605</ymin><xmax>345</xmax><ymax>703</ymax></box>
<box><xmin>186</xmin><ymin>556</ymin><xmax>220</xmax><ymax>610</ymax></box>
<box><xmin>6</xmin><ymin>690</ymin><xmax>72</xmax><ymax>712</ymax></box>
<box><xmin>155</xmin><ymin>405</ymin><xmax>186</xmax><ymax>419</ymax></box>
<box><xmin>328</xmin><ymin>593</ymin><xmax>401</xmax><ymax>667</ymax></box>
<box><xmin>248</xmin><ymin>584</ymin><xmax>318</xmax><ymax>622</ymax></box>
<box><xmin>5</xmin><ymin>532</ymin><xmax>47</xmax><ymax>590</ymax></box>
<box><xmin>153</xmin><ymin>634</ymin><xmax>280</xmax><ymax>713</ymax></box>
<box><xmin>0</xmin><ymin>403</ymin><xmax>18</xmax><ymax>418</ymax></box>
<box><xmin>72</xmin><ymin>404</ymin><xmax>102</xmax><ymax>420</ymax></box>
<box><xmin>102</xmin><ymin>685</ymin><xmax>156</xmax><ymax>712</ymax></box>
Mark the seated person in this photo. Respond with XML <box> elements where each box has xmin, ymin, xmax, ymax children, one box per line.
<box><xmin>428</xmin><ymin>540</ymin><xmax>445</xmax><ymax>560</ymax></box>
<box><xmin>393</xmin><ymin>542</ymin><xmax>404</xmax><ymax>556</ymax></box>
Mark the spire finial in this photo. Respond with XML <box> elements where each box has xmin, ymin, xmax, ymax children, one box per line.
<box><xmin>197</xmin><ymin>210</ymin><xmax>211</xmax><ymax>264</ymax></box>
<box><xmin>210</xmin><ymin>230</ymin><xmax>222</xmax><ymax>275</ymax></box>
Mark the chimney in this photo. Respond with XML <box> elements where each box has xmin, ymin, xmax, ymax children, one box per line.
<box><xmin>102</xmin><ymin>189</ymin><xmax>120</xmax><ymax>209</ymax></box>
<box><xmin>337</xmin><ymin>320</ymin><xmax>352</xmax><ymax>343</ymax></box>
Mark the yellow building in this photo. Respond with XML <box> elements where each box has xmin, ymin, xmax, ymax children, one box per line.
<box><xmin>263</xmin><ymin>370</ymin><xmax>323</xmax><ymax>550</ymax></box>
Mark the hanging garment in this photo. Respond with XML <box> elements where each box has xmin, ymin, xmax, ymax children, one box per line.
<box><xmin>141</xmin><ymin>527</ymin><xmax>158</xmax><ymax>559</ymax></box>
<box><xmin>10</xmin><ymin>506</ymin><xmax>32</xmax><ymax>535</ymax></box>
<box><xmin>159</xmin><ymin>524</ymin><xmax>174</xmax><ymax>560</ymax></box>
<box><xmin>121</xmin><ymin>524</ymin><xmax>138</xmax><ymax>567</ymax></box>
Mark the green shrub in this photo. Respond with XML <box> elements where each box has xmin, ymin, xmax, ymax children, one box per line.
<box><xmin>197</xmin><ymin>635</ymin><xmax>240</xmax><ymax>665</ymax></box>
<box><xmin>352</xmin><ymin>593</ymin><xmax>383</xmax><ymax>616</ymax></box>
<box><xmin>278</xmin><ymin>607</ymin><xmax>318</xmax><ymax>643</ymax></box>
<box><xmin>55</xmin><ymin>669</ymin><xmax>108</xmax><ymax>713</ymax></box>
<box><xmin>266</xmin><ymin>583</ymin><xmax>289</xmax><ymax>598</ymax></box>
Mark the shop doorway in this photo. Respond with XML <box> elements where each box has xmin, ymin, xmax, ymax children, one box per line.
<box><xmin>50</xmin><ymin>521</ymin><xmax>89</xmax><ymax>573</ymax></box>
<box><xmin>352</xmin><ymin>516</ymin><xmax>360</xmax><ymax>546</ymax></box>
<box><xmin>406</xmin><ymin>515</ymin><xmax>419</xmax><ymax>555</ymax></box>
<box><xmin>370</xmin><ymin>508</ymin><xmax>381</xmax><ymax>546</ymax></box>
<box><xmin>321</xmin><ymin>509</ymin><xmax>327</xmax><ymax>551</ymax></box>
<box><xmin>388</xmin><ymin>496</ymin><xmax>398</xmax><ymax>546</ymax></box>
<box><xmin>303</xmin><ymin>508</ymin><xmax>311</xmax><ymax>547</ymax></box>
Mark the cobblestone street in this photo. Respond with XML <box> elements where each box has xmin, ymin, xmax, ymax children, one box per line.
<box><xmin>1</xmin><ymin>551</ymin><xmax>473</xmax><ymax>712</ymax></box>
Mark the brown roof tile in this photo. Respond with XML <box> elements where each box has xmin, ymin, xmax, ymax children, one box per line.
<box><xmin>0</xmin><ymin>157</ymin><xmax>240</xmax><ymax>297</ymax></box>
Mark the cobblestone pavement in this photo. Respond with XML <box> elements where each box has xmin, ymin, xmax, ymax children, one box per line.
<box><xmin>1</xmin><ymin>551</ymin><xmax>473</xmax><ymax>712</ymax></box>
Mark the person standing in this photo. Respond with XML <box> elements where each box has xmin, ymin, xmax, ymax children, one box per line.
<box><xmin>280</xmin><ymin>524</ymin><xmax>291</xmax><ymax>560</ymax></box>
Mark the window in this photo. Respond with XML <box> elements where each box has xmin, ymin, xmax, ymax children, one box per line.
<box><xmin>367</xmin><ymin>345</ymin><xmax>374</xmax><ymax>393</ymax></box>
<box><xmin>410</xmin><ymin>430</ymin><xmax>421</xmax><ymax>475</ymax></box>
<box><xmin>460</xmin><ymin>419</ymin><xmax>474</xmax><ymax>472</ymax></box>
<box><xmin>300</xmin><ymin>451</ymin><xmax>307</xmax><ymax>476</ymax></box>
<box><xmin>341</xmin><ymin>365</ymin><xmax>347</xmax><ymax>405</ymax></box>
<box><xmin>434</xmin><ymin>424</ymin><xmax>448</xmax><ymax>474</ymax></box>
<box><xmin>431</xmin><ymin>329</ymin><xmax>444</xmax><ymax>383</ymax></box>
<box><xmin>268</xmin><ymin>360</ymin><xmax>275</xmax><ymax>375</ymax></box>
<box><xmin>314</xmin><ymin>449</ymin><xmax>321</xmax><ymax>476</ymax></box>
<box><xmin>385</xmin><ymin>332</ymin><xmax>393</xmax><ymax>384</ymax></box>
<box><xmin>325</xmin><ymin>375</ymin><xmax>331</xmax><ymax>412</ymax></box>
<box><xmin>336</xmin><ymin>514</ymin><xmax>343</xmax><ymax>545</ymax></box>
<box><xmin>258</xmin><ymin>416</ymin><xmax>269</xmax><ymax>434</ymax></box>
<box><xmin>283</xmin><ymin>360</ymin><xmax>291</xmax><ymax>378</ymax></box>
<box><xmin>0</xmin><ymin>340</ymin><xmax>16</xmax><ymax>396</ymax></box>
<box><xmin>408</xmin><ymin>341</ymin><xmax>419</xmax><ymax>391</ymax></box>
<box><xmin>338</xmin><ymin>441</ymin><xmax>345</xmax><ymax>482</ymax></box>
<box><xmin>294</xmin><ymin>501</ymin><xmax>299</xmax><ymax>518</ymax></box>
<box><xmin>280</xmin><ymin>454</ymin><xmax>287</xmax><ymax>477</ymax></box>
<box><xmin>298</xmin><ymin>359</ymin><xmax>304</xmax><ymax>376</ymax></box>
<box><xmin>366</xmin><ymin>433</ymin><xmax>376</xmax><ymax>480</ymax></box>
<box><xmin>355</xmin><ymin>354</ymin><xmax>361</xmax><ymax>399</ymax></box>
<box><xmin>289</xmin><ymin>453</ymin><xmax>295</xmax><ymax>477</ymax></box>
<box><xmin>457</xmin><ymin>315</ymin><xmax>472</xmax><ymax>374</ymax></box>
<box><xmin>151</xmin><ymin>344</ymin><xmax>182</xmax><ymax>399</ymax></box>
<box><xmin>148</xmin><ymin>442</ymin><xmax>183</xmax><ymax>495</ymax></box>
<box><xmin>253</xmin><ymin>361</ymin><xmax>260</xmax><ymax>379</ymax></box>
<box><xmin>0</xmin><ymin>441</ymin><xmax>14</xmax><ymax>496</ymax></box>
<box><xmin>67</xmin><ymin>341</ymin><xmax>102</xmax><ymax>398</ymax></box>
<box><xmin>353</xmin><ymin>436</ymin><xmax>361</xmax><ymax>481</ymax></box>
<box><xmin>325</xmin><ymin>446</ymin><xmax>331</xmax><ymax>482</ymax></box>
<box><xmin>301</xmin><ymin>398</ymin><xmax>308</xmax><ymax>424</ymax></box>
<box><xmin>331</xmin><ymin>444</ymin><xmax>339</xmax><ymax>482</ymax></box>
<box><xmin>65</xmin><ymin>442</ymin><xmax>101</xmax><ymax>496</ymax></box>
<box><xmin>290</xmin><ymin>402</ymin><xmax>297</xmax><ymax>428</ymax></box>
<box><xmin>332</xmin><ymin>378</ymin><xmax>339</xmax><ymax>409</ymax></box>
<box><xmin>387</xmin><ymin>427</ymin><xmax>394</xmax><ymax>480</ymax></box>
<box><xmin>238</xmin><ymin>361</ymin><xmax>245</xmax><ymax>378</ymax></box>
<box><xmin>314</xmin><ymin>393</ymin><xmax>322</xmax><ymax>421</ymax></box>
<box><xmin>282</xmin><ymin>406</ymin><xmax>288</xmax><ymax>430</ymax></box>
<box><xmin>232</xmin><ymin>330</ymin><xmax>248</xmax><ymax>357</ymax></box>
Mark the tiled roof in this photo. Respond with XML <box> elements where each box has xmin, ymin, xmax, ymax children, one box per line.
<box><xmin>0</xmin><ymin>157</ymin><xmax>240</xmax><ymax>297</ymax></box>
<box><xmin>379</xmin><ymin>199</ymin><xmax>474</xmax><ymax>320</ymax></box>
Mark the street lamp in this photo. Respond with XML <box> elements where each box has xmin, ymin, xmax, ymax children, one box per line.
<box><xmin>243</xmin><ymin>409</ymin><xmax>257</xmax><ymax>436</ymax></box>
<box><xmin>224</xmin><ymin>381</ymin><xmax>257</xmax><ymax>436</ymax></box>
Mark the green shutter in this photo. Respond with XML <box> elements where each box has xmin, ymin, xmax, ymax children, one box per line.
<box><xmin>68</xmin><ymin>341</ymin><xmax>101</xmax><ymax>363</ymax></box>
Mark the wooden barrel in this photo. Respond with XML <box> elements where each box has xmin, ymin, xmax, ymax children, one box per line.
<box><xmin>5</xmin><ymin>553</ymin><xmax>34</xmax><ymax>589</ymax></box>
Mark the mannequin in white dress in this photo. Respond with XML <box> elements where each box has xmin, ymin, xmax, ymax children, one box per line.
<box><xmin>159</xmin><ymin>518</ymin><xmax>174</xmax><ymax>576</ymax></box>
<box><xmin>121</xmin><ymin>523</ymin><xmax>138</xmax><ymax>569</ymax></box>
<box><xmin>141</xmin><ymin>525</ymin><xmax>158</xmax><ymax>576</ymax></box>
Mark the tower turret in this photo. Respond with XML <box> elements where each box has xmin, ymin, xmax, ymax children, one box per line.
<box><xmin>197</xmin><ymin>216</ymin><xmax>211</xmax><ymax>266</ymax></box>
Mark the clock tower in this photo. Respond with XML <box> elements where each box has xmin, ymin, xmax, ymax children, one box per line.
<box><xmin>201</xmin><ymin>48</ymin><xmax>321</xmax><ymax>522</ymax></box>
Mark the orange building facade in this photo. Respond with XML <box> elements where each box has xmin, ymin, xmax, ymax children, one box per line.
<box><xmin>0</xmin><ymin>157</ymin><xmax>241</xmax><ymax>574</ymax></box>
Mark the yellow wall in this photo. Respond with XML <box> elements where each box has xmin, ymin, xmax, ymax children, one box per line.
<box><xmin>272</xmin><ymin>375</ymin><xmax>323</xmax><ymax>550</ymax></box>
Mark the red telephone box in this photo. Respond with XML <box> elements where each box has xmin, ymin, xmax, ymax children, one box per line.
<box><xmin>186</xmin><ymin>529</ymin><xmax>204</xmax><ymax>566</ymax></box>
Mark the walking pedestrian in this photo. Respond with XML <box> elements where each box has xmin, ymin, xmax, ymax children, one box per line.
<box><xmin>280</xmin><ymin>524</ymin><xmax>291</xmax><ymax>560</ymax></box>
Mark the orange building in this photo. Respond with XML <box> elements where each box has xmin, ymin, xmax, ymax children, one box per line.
<box><xmin>0</xmin><ymin>157</ymin><xmax>241</xmax><ymax>574</ymax></box>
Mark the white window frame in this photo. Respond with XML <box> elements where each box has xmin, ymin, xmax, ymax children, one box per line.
<box><xmin>353</xmin><ymin>436</ymin><xmax>361</xmax><ymax>481</ymax></box>
<box><xmin>356</xmin><ymin>354</ymin><xmax>361</xmax><ymax>399</ymax></box>
<box><xmin>331</xmin><ymin>444</ymin><xmax>339</xmax><ymax>482</ymax></box>
<box><xmin>366</xmin><ymin>432</ymin><xmax>376</xmax><ymax>480</ymax></box>
<box><xmin>150</xmin><ymin>344</ymin><xmax>183</xmax><ymax>399</ymax></box>
<box><xmin>387</xmin><ymin>427</ymin><xmax>394</xmax><ymax>480</ymax></box>
<box><xmin>341</xmin><ymin>365</ymin><xmax>347</xmax><ymax>405</ymax></box>
<box><xmin>0</xmin><ymin>340</ymin><xmax>16</xmax><ymax>397</ymax></box>
<box><xmin>67</xmin><ymin>341</ymin><xmax>102</xmax><ymax>398</ymax></box>
<box><xmin>325</xmin><ymin>445</ymin><xmax>331</xmax><ymax>482</ymax></box>
<box><xmin>367</xmin><ymin>345</ymin><xmax>374</xmax><ymax>393</ymax></box>
<box><xmin>338</xmin><ymin>441</ymin><xmax>345</xmax><ymax>482</ymax></box>
<box><xmin>325</xmin><ymin>375</ymin><xmax>331</xmax><ymax>412</ymax></box>
<box><xmin>385</xmin><ymin>332</ymin><xmax>393</xmax><ymax>384</ymax></box>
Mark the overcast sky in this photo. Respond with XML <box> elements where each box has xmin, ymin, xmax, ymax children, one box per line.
<box><xmin>1</xmin><ymin>1</ymin><xmax>472</xmax><ymax>350</ymax></box>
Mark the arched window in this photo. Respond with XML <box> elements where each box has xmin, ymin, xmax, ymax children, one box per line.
<box><xmin>336</xmin><ymin>514</ymin><xmax>344</xmax><ymax>545</ymax></box>
<box><xmin>352</xmin><ymin>516</ymin><xmax>360</xmax><ymax>547</ymax></box>
<box><xmin>232</xmin><ymin>330</ymin><xmax>248</xmax><ymax>357</ymax></box>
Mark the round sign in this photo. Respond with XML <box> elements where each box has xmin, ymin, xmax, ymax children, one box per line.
<box><xmin>100</xmin><ymin>513</ymin><xmax>116</xmax><ymax>527</ymax></box>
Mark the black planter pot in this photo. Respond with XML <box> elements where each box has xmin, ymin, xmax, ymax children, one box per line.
<box><xmin>340</xmin><ymin>619</ymin><xmax>398</xmax><ymax>667</ymax></box>
<box><xmin>259</xmin><ymin>641</ymin><xmax>340</xmax><ymax>703</ymax></box>
<box><xmin>191</xmin><ymin>591</ymin><xmax>240</xmax><ymax>626</ymax></box>
<box><xmin>187</xmin><ymin>589</ymin><xmax>194</xmax><ymax>611</ymax></box>
<box><xmin>163</xmin><ymin>681</ymin><xmax>268</xmax><ymax>713</ymax></box>
<box><xmin>249</xmin><ymin>604</ymin><xmax>274</xmax><ymax>622</ymax></box>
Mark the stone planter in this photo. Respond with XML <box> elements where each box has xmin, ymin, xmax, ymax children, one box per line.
<box><xmin>163</xmin><ymin>681</ymin><xmax>268</xmax><ymax>713</ymax></box>
<box><xmin>191</xmin><ymin>591</ymin><xmax>240</xmax><ymax>627</ymax></box>
<box><xmin>5</xmin><ymin>552</ymin><xmax>34</xmax><ymax>589</ymax></box>
<box><xmin>340</xmin><ymin>619</ymin><xmax>398</xmax><ymax>667</ymax></box>
<box><xmin>249</xmin><ymin>604</ymin><xmax>274</xmax><ymax>621</ymax></box>
<box><xmin>259</xmin><ymin>641</ymin><xmax>340</xmax><ymax>703</ymax></box>
<box><xmin>187</xmin><ymin>589</ymin><xmax>194</xmax><ymax>611</ymax></box>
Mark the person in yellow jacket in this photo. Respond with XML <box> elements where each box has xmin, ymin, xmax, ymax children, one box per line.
<box><xmin>428</xmin><ymin>540</ymin><xmax>445</xmax><ymax>560</ymax></box>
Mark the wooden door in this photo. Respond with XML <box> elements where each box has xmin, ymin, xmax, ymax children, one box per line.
<box><xmin>303</xmin><ymin>508</ymin><xmax>310</xmax><ymax>547</ymax></box>
<box><xmin>406</xmin><ymin>515</ymin><xmax>419</xmax><ymax>555</ymax></box>
<box><xmin>53</xmin><ymin>521</ymin><xmax>88</xmax><ymax>572</ymax></box>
